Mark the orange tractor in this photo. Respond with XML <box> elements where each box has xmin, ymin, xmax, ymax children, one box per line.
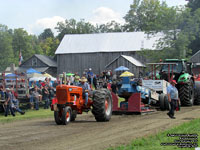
<box><xmin>51</xmin><ymin>85</ymin><xmax>112</xmax><ymax>125</ymax></box>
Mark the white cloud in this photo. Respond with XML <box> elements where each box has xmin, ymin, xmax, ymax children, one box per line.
<box><xmin>27</xmin><ymin>8</ymin><xmax>124</xmax><ymax>35</ymax></box>
<box><xmin>28</xmin><ymin>16</ymin><xmax>65</xmax><ymax>35</ymax></box>
<box><xmin>89</xmin><ymin>7</ymin><xmax>125</xmax><ymax>25</ymax></box>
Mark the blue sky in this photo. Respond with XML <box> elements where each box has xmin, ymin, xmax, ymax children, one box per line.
<box><xmin>0</xmin><ymin>0</ymin><xmax>188</xmax><ymax>35</ymax></box>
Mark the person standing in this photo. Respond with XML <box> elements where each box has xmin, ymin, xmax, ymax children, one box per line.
<box><xmin>42</xmin><ymin>85</ymin><xmax>50</xmax><ymax>109</ymax></box>
<box><xmin>167</xmin><ymin>80</ymin><xmax>180</xmax><ymax>119</ymax></box>
<box><xmin>4</xmin><ymin>88</ymin><xmax>15</xmax><ymax>117</ymax></box>
<box><xmin>32</xmin><ymin>86</ymin><xmax>40</xmax><ymax>110</ymax></box>
<box><xmin>74</xmin><ymin>73</ymin><xmax>80</xmax><ymax>86</ymax></box>
<box><xmin>93</xmin><ymin>75</ymin><xmax>97</xmax><ymax>89</ymax></box>
<box><xmin>87</xmin><ymin>68</ymin><xmax>94</xmax><ymax>85</ymax></box>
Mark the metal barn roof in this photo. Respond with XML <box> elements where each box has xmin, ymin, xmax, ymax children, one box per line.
<box><xmin>34</xmin><ymin>54</ymin><xmax>57</xmax><ymax>67</ymax></box>
<box><xmin>55</xmin><ymin>32</ymin><xmax>163</xmax><ymax>54</ymax></box>
<box><xmin>105</xmin><ymin>55</ymin><xmax>145</xmax><ymax>68</ymax></box>
<box><xmin>121</xmin><ymin>55</ymin><xmax>146</xmax><ymax>67</ymax></box>
<box><xmin>190</xmin><ymin>50</ymin><xmax>200</xmax><ymax>61</ymax></box>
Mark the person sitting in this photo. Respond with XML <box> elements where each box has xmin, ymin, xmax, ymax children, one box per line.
<box><xmin>78</xmin><ymin>77</ymin><xmax>90</xmax><ymax>106</ymax></box>
<box><xmin>12</xmin><ymin>98</ymin><xmax>25</xmax><ymax>115</ymax></box>
<box><xmin>111</xmin><ymin>80</ymin><xmax>117</xmax><ymax>94</ymax></box>
<box><xmin>11</xmin><ymin>88</ymin><xmax>25</xmax><ymax>115</ymax></box>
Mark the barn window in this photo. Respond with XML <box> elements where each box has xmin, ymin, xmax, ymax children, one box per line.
<box><xmin>32</xmin><ymin>58</ymin><xmax>37</xmax><ymax>66</ymax></box>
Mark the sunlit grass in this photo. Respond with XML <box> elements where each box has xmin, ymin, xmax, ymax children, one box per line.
<box><xmin>108</xmin><ymin>118</ymin><xmax>200</xmax><ymax>150</ymax></box>
<box><xmin>0</xmin><ymin>108</ymin><xmax>53</xmax><ymax>123</ymax></box>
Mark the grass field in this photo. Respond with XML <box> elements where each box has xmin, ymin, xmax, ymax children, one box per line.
<box><xmin>0</xmin><ymin>108</ymin><xmax>53</xmax><ymax>123</ymax></box>
<box><xmin>108</xmin><ymin>118</ymin><xmax>200</xmax><ymax>150</ymax></box>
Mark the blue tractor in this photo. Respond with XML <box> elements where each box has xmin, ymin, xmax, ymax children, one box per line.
<box><xmin>112</xmin><ymin>75</ymin><xmax>154</xmax><ymax>113</ymax></box>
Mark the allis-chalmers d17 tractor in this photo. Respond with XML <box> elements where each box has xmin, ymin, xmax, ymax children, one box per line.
<box><xmin>51</xmin><ymin>85</ymin><xmax>112</xmax><ymax>125</ymax></box>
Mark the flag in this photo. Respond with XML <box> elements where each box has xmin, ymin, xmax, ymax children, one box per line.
<box><xmin>19</xmin><ymin>50</ymin><xmax>23</xmax><ymax>65</ymax></box>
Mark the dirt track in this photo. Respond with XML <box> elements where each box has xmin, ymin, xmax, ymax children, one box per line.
<box><xmin>0</xmin><ymin>106</ymin><xmax>200</xmax><ymax>150</ymax></box>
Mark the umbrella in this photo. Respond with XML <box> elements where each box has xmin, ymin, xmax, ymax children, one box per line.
<box><xmin>114</xmin><ymin>66</ymin><xmax>129</xmax><ymax>72</ymax></box>
<box><xmin>26</xmin><ymin>68</ymin><xmax>41</xmax><ymax>74</ymax></box>
<box><xmin>66</xmin><ymin>73</ymin><xmax>74</xmax><ymax>76</ymax></box>
<box><xmin>120</xmin><ymin>71</ymin><xmax>134</xmax><ymax>77</ymax></box>
<box><xmin>29</xmin><ymin>77</ymin><xmax>57</xmax><ymax>82</ymax></box>
<box><xmin>27</xmin><ymin>73</ymin><xmax>44</xmax><ymax>78</ymax></box>
<box><xmin>43</xmin><ymin>73</ymin><xmax>52</xmax><ymax>78</ymax></box>
<box><xmin>5</xmin><ymin>73</ymin><xmax>18</xmax><ymax>77</ymax></box>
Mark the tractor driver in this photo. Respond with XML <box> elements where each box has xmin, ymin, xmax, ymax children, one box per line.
<box><xmin>78</xmin><ymin>77</ymin><xmax>91</xmax><ymax>106</ymax></box>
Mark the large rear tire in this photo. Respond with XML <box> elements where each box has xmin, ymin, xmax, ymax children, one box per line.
<box><xmin>92</xmin><ymin>89</ymin><xmax>112</xmax><ymax>122</ymax></box>
<box><xmin>194</xmin><ymin>81</ymin><xmax>200</xmax><ymax>105</ymax></box>
<box><xmin>62</xmin><ymin>106</ymin><xmax>72</xmax><ymax>125</ymax></box>
<box><xmin>179</xmin><ymin>80</ymin><xmax>194</xmax><ymax>106</ymax></box>
<box><xmin>159</xmin><ymin>93</ymin><xmax>165</xmax><ymax>111</ymax></box>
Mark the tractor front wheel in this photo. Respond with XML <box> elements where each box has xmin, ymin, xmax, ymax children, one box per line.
<box><xmin>71</xmin><ymin>110</ymin><xmax>77</xmax><ymax>121</ymax></box>
<box><xmin>62</xmin><ymin>106</ymin><xmax>72</xmax><ymax>125</ymax></box>
<box><xmin>92</xmin><ymin>89</ymin><xmax>112</xmax><ymax>122</ymax></box>
<box><xmin>54</xmin><ymin>111</ymin><xmax>63</xmax><ymax>125</ymax></box>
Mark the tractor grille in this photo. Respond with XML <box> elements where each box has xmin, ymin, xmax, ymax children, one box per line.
<box><xmin>56</xmin><ymin>89</ymin><xmax>68</xmax><ymax>104</ymax></box>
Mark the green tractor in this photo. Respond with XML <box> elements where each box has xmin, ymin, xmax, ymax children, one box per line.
<box><xmin>159</xmin><ymin>59</ymin><xmax>196</xmax><ymax>106</ymax></box>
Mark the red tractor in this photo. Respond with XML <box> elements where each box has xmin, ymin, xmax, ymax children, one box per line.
<box><xmin>51</xmin><ymin>85</ymin><xmax>112</xmax><ymax>125</ymax></box>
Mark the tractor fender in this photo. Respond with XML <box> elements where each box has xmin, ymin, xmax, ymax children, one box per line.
<box><xmin>178</xmin><ymin>73</ymin><xmax>193</xmax><ymax>84</ymax></box>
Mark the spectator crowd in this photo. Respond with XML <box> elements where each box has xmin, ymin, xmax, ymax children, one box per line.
<box><xmin>0</xmin><ymin>67</ymin><xmax>121</xmax><ymax>117</ymax></box>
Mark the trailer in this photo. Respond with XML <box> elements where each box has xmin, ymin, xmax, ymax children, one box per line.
<box><xmin>3</xmin><ymin>72</ymin><xmax>29</xmax><ymax>101</ymax></box>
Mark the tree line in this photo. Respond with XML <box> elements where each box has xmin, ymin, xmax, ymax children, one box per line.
<box><xmin>0</xmin><ymin>0</ymin><xmax>199</xmax><ymax>71</ymax></box>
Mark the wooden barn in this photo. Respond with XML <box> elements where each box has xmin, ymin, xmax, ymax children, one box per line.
<box><xmin>55</xmin><ymin>32</ymin><xmax>163</xmax><ymax>76</ymax></box>
<box><xmin>18</xmin><ymin>54</ymin><xmax>57</xmax><ymax>77</ymax></box>
<box><xmin>190</xmin><ymin>50</ymin><xmax>200</xmax><ymax>75</ymax></box>
<box><xmin>105</xmin><ymin>55</ymin><xmax>146</xmax><ymax>77</ymax></box>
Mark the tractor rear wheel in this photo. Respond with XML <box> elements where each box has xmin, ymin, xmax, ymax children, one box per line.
<box><xmin>194</xmin><ymin>81</ymin><xmax>200</xmax><ymax>105</ymax></box>
<box><xmin>179</xmin><ymin>80</ymin><xmax>194</xmax><ymax>106</ymax></box>
<box><xmin>62</xmin><ymin>106</ymin><xmax>72</xmax><ymax>125</ymax></box>
<box><xmin>92</xmin><ymin>89</ymin><xmax>112</xmax><ymax>122</ymax></box>
<box><xmin>159</xmin><ymin>93</ymin><xmax>165</xmax><ymax>111</ymax></box>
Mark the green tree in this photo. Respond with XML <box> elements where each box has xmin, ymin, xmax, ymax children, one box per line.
<box><xmin>184</xmin><ymin>2</ymin><xmax>200</xmax><ymax>55</ymax></box>
<box><xmin>187</xmin><ymin>0</ymin><xmax>200</xmax><ymax>12</ymax></box>
<box><xmin>0</xmin><ymin>24</ymin><xmax>14</xmax><ymax>71</ymax></box>
<box><xmin>96</xmin><ymin>21</ymin><xmax>123</xmax><ymax>33</ymax></box>
<box><xmin>124</xmin><ymin>0</ymin><xmax>170</xmax><ymax>31</ymax></box>
<box><xmin>40</xmin><ymin>37</ymin><xmax>59</xmax><ymax>56</ymax></box>
<box><xmin>12</xmin><ymin>28</ymin><xmax>38</xmax><ymax>62</ymax></box>
<box><xmin>39</xmin><ymin>28</ymin><xmax>54</xmax><ymax>41</ymax></box>
<box><xmin>125</xmin><ymin>0</ymin><xmax>189</xmax><ymax>61</ymax></box>
<box><xmin>56</xmin><ymin>19</ymin><xmax>96</xmax><ymax>41</ymax></box>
